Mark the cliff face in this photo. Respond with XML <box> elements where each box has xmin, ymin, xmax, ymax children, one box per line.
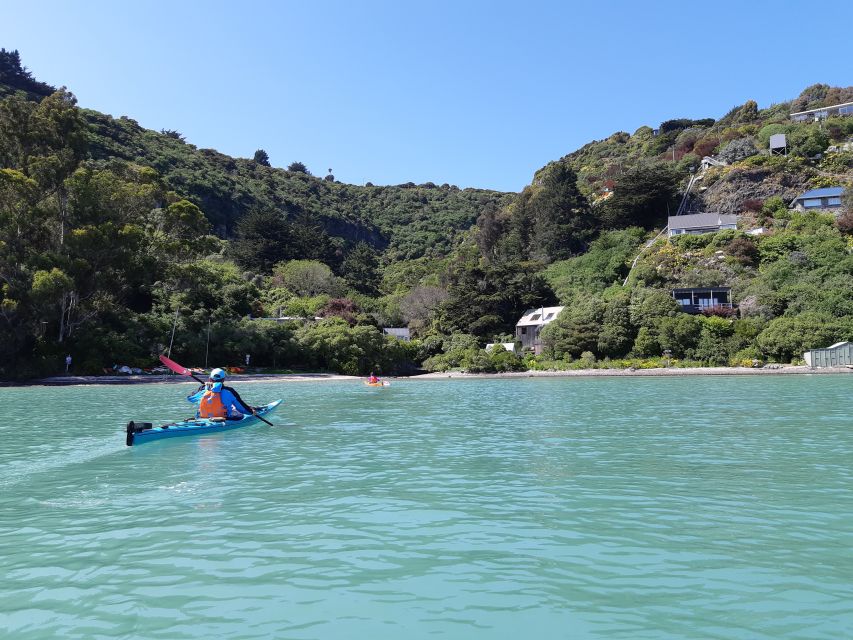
<box><xmin>694</xmin><ymin>166</ymin><xmax>812</xmax><ymax>214</ymax></box>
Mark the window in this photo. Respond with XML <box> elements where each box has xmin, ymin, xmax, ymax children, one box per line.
<box><xmin>802</xmin><ymin>198</ymin><xmax>823</xmax><ymax>208</ymax></box>
<box><xmin>828</xmin><ymin>197</ymin><xmax>842</xmax><ymax>206</ymax></box>
<box><xmin>520</xmin><ymin>327</ymin><xmax>527</xmax><ymax>335</ymax></box>
<box><xmin>544</xmin><ymin>313</ymin><xmax>554</xmax><ymax>320</ymax></box>
<box><xmin>839</xmin><ymin>105</ymin><xmax>853</xmax><ymax>115</ymax></box>
<box><xmin>529</xmin><ymin>314</ymin><xmax>541</xmax><ymax>321</ymax></box>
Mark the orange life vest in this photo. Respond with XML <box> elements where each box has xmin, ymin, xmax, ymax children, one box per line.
<box><xmin>198</xmin><ymin>389</ymin><xmax>227</xmax><ymax>418</ymax></box>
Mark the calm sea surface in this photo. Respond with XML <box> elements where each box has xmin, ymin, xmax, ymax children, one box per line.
<box><xmin>1</xmin><ymin>376</ymin><xmax>852</xmax><ymax>639</ymax></box>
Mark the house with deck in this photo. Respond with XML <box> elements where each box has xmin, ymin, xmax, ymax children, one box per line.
<box><xmin>672</xmin><ymin>287</ymin><xmax>733</xmax><ymax>314</ymax></box>
<box><xmin>668</xmin><ymin>213</ymin><xmax>738</xmax><ymax>237</ymax></box>
<box><xmin>515</xmin><ymin>306</ymin><xmax>564</xmax><ymax>354</ymax></box>
<box><xmin>790</xmin><ymin>101</ymin><xmax>853</xmax><ymax>122</ymax></box>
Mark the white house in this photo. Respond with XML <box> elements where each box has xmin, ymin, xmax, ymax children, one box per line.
<box><xmin>515</xmin><ymin>306</ymin><xmax>564</xmax><ymax>354</ymax></box>
<box><xmin>486</xmin><ymin>342</ymin><xmax>517</xmax><ymax>354</ymax></box>
<box><xmin>790</xmin><ymin>101</ymin><xmax>853</xmax><ymax>122</ymax></box>
<box><xmin>383</xmin><ymin>327</ymin><xmax>411</xmax><ymax>341</ymax></box>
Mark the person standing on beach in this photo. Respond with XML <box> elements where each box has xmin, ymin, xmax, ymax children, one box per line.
<box><xmin>65</xmin><ymin>354</ymin><xmax>72</xmax><ymax>374</ymax></box>
<box><xmin>245</xmin><ymin>354</ymin><xmax>251</xmax><ymax>367</ymax></box>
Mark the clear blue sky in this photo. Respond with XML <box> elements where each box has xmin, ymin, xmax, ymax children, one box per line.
<box><xmin>4</xmin><ymin>0</ymin><xmax>851</xmax><ymax>192</ymax></box>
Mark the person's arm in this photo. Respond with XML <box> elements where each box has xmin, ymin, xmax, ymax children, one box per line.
<box><xmin>187</xmin><ymin>383</ymin><xmax>206</xmax><ymax>404</ymax></box>
<box><xmin>222</xmin><ymin>387</ymin><xmax>252</xmax><ymax>415</ymax></box>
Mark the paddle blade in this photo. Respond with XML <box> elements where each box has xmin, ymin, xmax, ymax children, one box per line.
<box><xmin>159</xmin><ymin>354</ymin><xmax>191</xmax><ymax>376</ymax></box>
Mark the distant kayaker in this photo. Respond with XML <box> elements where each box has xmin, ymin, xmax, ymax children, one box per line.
<box><xmin>187</xmin><ymin>368</ymin><xmax>252</xmax><ymax>419</ymax></box>
<box><xmin>368</xmin><ymin>373</ymin><xmax>380</xmax><ymax>384</ymax></box>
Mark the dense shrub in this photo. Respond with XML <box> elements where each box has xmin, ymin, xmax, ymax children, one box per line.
<box><xmin>718</xmin><ymin>138</ymin><xmax>758</xmax><ymax>163</ymax></box>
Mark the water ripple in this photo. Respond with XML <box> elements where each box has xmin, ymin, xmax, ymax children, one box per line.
<box><xmin>1</xmin><ymin>377</ymin><xmax>853</xmax><ymax>638</ymax></box>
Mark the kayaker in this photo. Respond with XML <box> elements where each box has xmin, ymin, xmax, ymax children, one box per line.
<box><xmin>187</xmin><ymin>368</ymin><xmax>252</xmax><ymax>419</ymax></box>
<box><xmin>368</xmin><ymin>373</ymin><xmax>380</xmax><ymax>384</ymax></box>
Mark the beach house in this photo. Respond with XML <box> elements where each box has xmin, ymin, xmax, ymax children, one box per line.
<box><xmin>671</xmin><ymin>287</ymin><xmax>733</xmax><ymax>314</ymax></box>
<box><xmin>515</xmin><ymin>306</ymin><xmax>564</xmax><ymax>354</ymax></box>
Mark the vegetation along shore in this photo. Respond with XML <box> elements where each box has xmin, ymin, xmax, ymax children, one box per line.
<box><xmin>1</xmin><ymin>49</ymin><xmax>851</xmax><ymax>381</ymax></box>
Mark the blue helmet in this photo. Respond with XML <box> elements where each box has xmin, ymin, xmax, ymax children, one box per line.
<box><xmin>209</xmin><ymin>367</ymin><xmax>227</xmax><ymax>382</ymax></box>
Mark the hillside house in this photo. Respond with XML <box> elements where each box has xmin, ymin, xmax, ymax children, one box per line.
<box><xmin>668</xmin><ymin>213</ymin><xmax>738</xmax><ymax>237</ymax></box>
<box><xmin>383</xmin><ymin>327</ymin><xmax>411</xmax><ymax>341</ymax></box>
<box><xmin>515</xmin><ymin>306</ymin><xmax>564</xmax><ymax>354</ymax></box>
<box><xmin>486</xmin><ymin>342</ymin><xmax>517</xmax><ymax>354</ymax></box>
<box><xmin>672</xmin><ymin>287</ymin><xmax>733</xmax><ymax>314</ymax></box>
<box><xmin>790</xmin><ymin>101</ymin><xmax>853</xmax><ymax>122</ymax></box>
<box><xmin>790</xmin><ymin>187</ymin><xmax>844</xmax><ymax>212</ymax></box>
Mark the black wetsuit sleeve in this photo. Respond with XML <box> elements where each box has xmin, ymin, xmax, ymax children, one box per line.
<box><xmin>224</xmin><ymin>385</ymin><xmax>253</xmax><ymax>414</ymax></box>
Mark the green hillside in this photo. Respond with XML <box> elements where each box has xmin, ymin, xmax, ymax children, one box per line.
<box><xmin>1</xmin><ymin>47</ymin><xmax>852</xmax><ymax>379</ymax></box>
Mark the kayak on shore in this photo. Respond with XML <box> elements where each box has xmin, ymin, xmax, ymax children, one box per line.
<box><xmin>125</xmin><ymin>399</ymin><xmax>283</xmax><ymax>446</ymax></box>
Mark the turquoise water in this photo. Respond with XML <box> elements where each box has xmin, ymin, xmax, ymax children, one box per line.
<box><xmin>1</xmin><ymin>376</ymin><xmax>852</xmax><ymax>639</ymax></box>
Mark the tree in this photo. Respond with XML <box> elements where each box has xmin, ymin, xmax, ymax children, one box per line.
<box><xmin>540</xmin><ymin>297</ymin><xmax>605</xmax><ymax>358</ymax></box>
<box><xmin>736</xmin><ymin>100</ymin><xmax>759</xmax><ymax>122</ymax></box>
<box><xmin>528</xmin><ymin>162</ymin><xmax>591</xmax><ymax>261</ymax></box>
<box><xmin>399</xmin><ymin>285</ymin><xmax>448</xmax><ymax>333</ymax></box>
<box><xmin>439</xmin><ymin>261</ymin><xmax>555</xmax><ymax>338</ymax></box>
<box><xmin>600</xmin><ymin>163</ymin><xmax>680</xmax><ymax>230</ymax></box>
<box><xmin>597</xmin><ymin>291</ymin><xmax>634</xmax><ymax>357</ymax></box>
<box><xmin>788</xmin><ymin>127</ymin><xmax>830</xmax><ymax>158</ymax></box>
<box><xmin>0</xmin><ymin>48</ymin><xmax>55</xmax><ymax>96</ymax></box>
<box><xmin>287</xmin><ymin>161</ymin><xmax>310</xmax><ymax>174</ymax></box>
<box><xmin>342</xmin><ymin>242</ymin><xmax>380</xmax><ymax>295</ymax></box>
<box><xmin>718</xmin><ymin>138</ymin><xmax>758</xmax><ymax>163</ymax></box>
<box><xmin>270</xmin><ymin>260</ymin><xmax>340</xmax><ymax>297</ymax></box>
<box><xmin>319</xmin><ymin>298</ymin><xmax>360</xmax><ymax>325</ymax></box>
<box><xmin>629</xmin><ymin>287</ymin><xmax>680</xmax><ymax>328</ymax></box>
<box><xmin>655</xmin><ymin>314</ymin><xmax>701</xmax><ymax>357</ymax></box>
<box><xmin>475</xmin><ymin>203</ymin><xmax>504</xmax><ymax>262</ymax></box>
<box><xmin>253</xmin><ymin>149</ymin><xmax>271</xmax><ymax>166</ymax></box>
<box><xmin>230</xmin><ymin>208</ymin><xmax>293</xmax><ymax>273</ymax></box>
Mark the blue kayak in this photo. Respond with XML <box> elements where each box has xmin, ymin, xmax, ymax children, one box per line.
<box><xmin>125</xmin><ymin>400</ymin><xmax>282</xmax><ymax>446</ymax></box>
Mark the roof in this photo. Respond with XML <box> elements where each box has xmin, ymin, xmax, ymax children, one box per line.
<box><xmin>516</xmin><ymin>306</ymin><xmax>565</xmax><ymax>327</ymax></box>
<box><xmin>790</xmin><ymin>101</ymin><xmax>853</xmax><ymax>117</ymax></box>
<box><xmin>793</xmin><ymin>187</ymin><xmax>844</xmax><ymax>201</ymax></box>
<box><xmin>383</xmin><ymin>327</ymin><xmax>411</xmax><ymax>338</ymax></box>
<box><xmin>668</xmin><ymin>213</ymin><xmax>738</xmax><ymax>230</ymax></box>
<box><xmin>827</xmin><ymin>341</ymin><xmax>851</xmax><ymax>350</ymax></box>
<box><xmin>486</xmin><ymin>342</ymin><xmax>517</xmax><ymax>352</ymax></box>
<box><xmin>672</xmin><ymin>287</ymin><xmax>731</xmax><ymax>294</ymax></box>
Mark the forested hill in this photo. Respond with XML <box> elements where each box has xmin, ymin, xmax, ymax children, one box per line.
<box><xmin>0</xmin><ymin>48</ymin><xmax>512</xmax><ymax>263</ymax></box>
<box><xmin>82</xmin><ymin>113</ymin><xmax>513</xmax><ymax>261</ymax></box>
<box><xmin>2</xmin><ymin>47</ymin><xmax>853</xmax><ymax>380</ymax></box>
<box><xmin>547</xmin><ymin>84</ymin><xmax>853</xmax><ymax>215</ymax></box>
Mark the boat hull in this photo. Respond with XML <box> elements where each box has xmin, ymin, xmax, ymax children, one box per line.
<box><xmin>126</xmin><ymin>400</ymin><xmax>282</xmax><ymax>446</ymax></box>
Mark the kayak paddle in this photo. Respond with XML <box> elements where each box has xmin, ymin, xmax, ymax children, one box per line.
<box><xmin>158</xmin><ymin>354</ymin><xmax>273</xmax><ymax>426</ymax></box>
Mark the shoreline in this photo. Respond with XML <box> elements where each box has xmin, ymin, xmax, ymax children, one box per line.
<box><xmin>4</xmin><ymin>372</ymin><xmax>362</xmax><ymax>387</ymax></box>
<box><xmin>5</xmin><ymin>365</ymin><xmax>851</xmax><ymax>387</ymax></box>
<box><xmin>412</xmin><ymin>365</ymin><xmax>853</xmax><ymax>379</ymax></box>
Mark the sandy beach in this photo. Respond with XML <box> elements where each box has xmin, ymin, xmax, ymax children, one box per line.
<box><xmin>11</xmin><ymin>365</ymin><xmax>851</xmax><ymax>386</ymax></box>
<box><xmin>412</xmin><ymin>365</ymin><xmax>853</xmax><ymax>379</ymax></box>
